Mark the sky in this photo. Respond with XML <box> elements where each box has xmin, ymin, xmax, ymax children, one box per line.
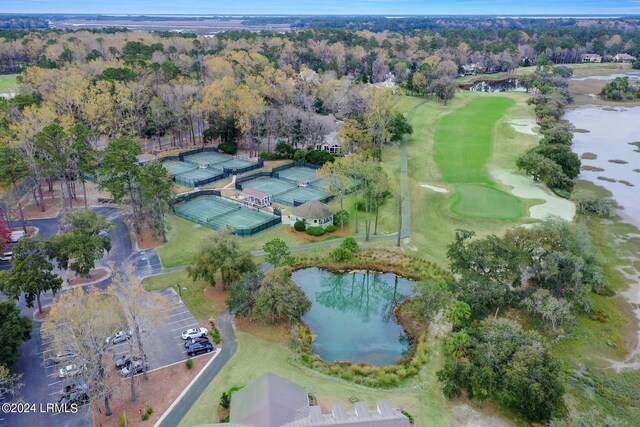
<box><xmin>1</xmin><ymin>0</ymin><xmax>639</xmax><ymax>16</ymax></box>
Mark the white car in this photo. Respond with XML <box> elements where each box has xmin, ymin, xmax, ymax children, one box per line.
<box><xmin>0</xmin><ymin>252</ymin><xmax>11</xmax><ymax>261</ymax></box>
<box><xmin>58</xmin><ymin>364</ymin><xmax>85</xmax><ymax>379</ymax></box>
<box><xmin>181</xmin><ymin>327</ymin><xmax>208</xmax><ymax>340</ymax></box>
<box><xmin>106</xmin><ymin>330</ymin><xmax>132</xmax><ymax>345</ymax></box>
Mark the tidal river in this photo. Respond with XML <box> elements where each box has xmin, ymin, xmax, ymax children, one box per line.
<box><xmin>564</xmin><ymin>105</ymin><xmax>640</xmax><ymax>228</ymax></box>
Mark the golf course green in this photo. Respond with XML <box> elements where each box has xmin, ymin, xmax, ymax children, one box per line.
<box><xmin>434</xmin><ymin>96</ymin><xmax>523</xmax><ymax>219</ymax></box>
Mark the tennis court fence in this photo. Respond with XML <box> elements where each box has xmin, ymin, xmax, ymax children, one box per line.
<box><xmin>172</xmin><ymin>189</ymin><xmax>222</xmax><ymax>205</ymax></box>
<box><xmin>271</xmin><ymin>161</ymin><xmax>322</xmax><ymax>173</ymax></box>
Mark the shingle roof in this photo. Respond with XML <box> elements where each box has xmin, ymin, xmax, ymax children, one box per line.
<box><xmin>230</xmin><ymin>372</ymin><xmax>310</xmax><ymax>427</ymax></box>
<box><xmin>243</xmin><ymin>188</ymin><xmax>269</xmax><ymax>199</ymax></box>
<box><xmin>292</xmin><ymin>200</ymin><xmax>335</xmax><ymax>220</ymax></box>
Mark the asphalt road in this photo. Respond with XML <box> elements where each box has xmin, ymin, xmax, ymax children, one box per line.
<box><xmin>157</xmin><ymin>310</ymin><xmax>237</xmax><ymax>427</ymax></box>
<box><xmin>1</xmin><ymin>208</ymin><xmax>180</xmax><ymax>427</ymax></box>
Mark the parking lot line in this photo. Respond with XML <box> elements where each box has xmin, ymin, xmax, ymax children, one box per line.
<box><xmin>166</xmin><ymin>310</ymin><xmax>190</xmax><ymax>318</ymax></box>
<box><xmin>170</xmin><ymin>323</ymin><xmax>198</xmax><ymax>333</ymax></box>
<box><xmin>48</xmin><ymin>379</ymin><xmax>64</xmax><ymax>386</ymax></box>
<box><xmin>166</xmin><ymin>317</ymin><xmax>196</xmax><ymax>326</ymax></box>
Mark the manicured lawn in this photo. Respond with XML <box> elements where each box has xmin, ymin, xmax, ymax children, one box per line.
<box><xmin>0</xmin><ymin>75</ymin><xmax>17</xmax><ymax>92</ymax></box>
<box><xmin>142</xmin><ymin>270</ymin><xmax>226</xmax><ymax>322</ymax></box>
<box><xmin>178</xmin><ymin>331</ymin><xmax>452</xmax><ymax>427</ymax></box>
<box><xmin>433</xmin><ymin>96</ymin><xmax>523</xmax><ymax>219</ymax></box>
<box><xmin>157</xmin><ymin>215</ymin><xmax>306</xmax><ymax>268</ymax></box>
<box><xmin>397</xmin><ymin>92</ymin><xmax>539</xmax><ymax>264</ymax></box>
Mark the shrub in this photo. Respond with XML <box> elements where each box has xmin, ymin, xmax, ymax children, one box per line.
<box><xmin>326</xmin><ymin>225</ymin><xmax>337</xmax><ymax>233</ymax></box>
<box><xmin>141</xmin><ymin>412</ymin><xmax>149</xmax><ymax>421</ymax></box>
<box><xmin>218</xmin><ymin>142</ymin><xmax>237</xmax><ymax>155</ymax></box>
<box><xmin>146</xmin><ymin>406</ymin><xmax>153</xmax><ymax>415</ymax></box>
<box><xmin>306</xmin><ymin>226</ymin><xmax>325</xmax><ymax>236</ymax></box>
<box><xmin>305</xmin><ymin>150</ymin><xmax>335</xmax><ymax>165</ymax></box>
<box><xmin>220</xmin><ymin>391</ymin><xmax>231</xmax><ymax>409</ymax></box>
<box><xmin>402</xmin><ymin>410</ymin><xmax>415</xmax><ymax>424</ymax></box>
<box><xmin>341</xmin><ymin>237</ymin><xmax>359</xmax><ymax>253</ymax></box>
<box><xmin>333</xmin><ymin>210</ymin><xmax>349</xmax><ymax>226</ymax></box>
<box><xmin>293</xmin><ymin>149</ymin><xmax>306</xmax><ymax>161</ymax></box>
<box><xmin>294</xmin><ymin>220</ymin><xmax>306</xmax><ymax>232</ymax></box>
<box><xmin>332</xmin><ymin>246</ymin><xmax>353</xmax><ymax>262</ymax></box>
<box><xmin>575</xmin><ymin>196</ymin><xmax>615</xmax><ymax>217</ymax></box>
<box><xmin>209</xmin><ymin>320</ymin><xmax>222</xmax><ymax>344</ymax></box>
<box><xmin>260</xmin><ymin>151</ymin><xmax>287</xmax><ymax>160</ymax></box>
<box><xmin>185</xmin><ymin>358</ymin><xmax>193</xmax><ymax>369</ymax></box>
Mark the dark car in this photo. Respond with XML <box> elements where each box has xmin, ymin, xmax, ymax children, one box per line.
<box><xmin>120</xmin><ymin>360</ymin><xmax>148</xmax><ymax>377</ymax></box>
<box><xmin>59</xmin><ymin>383</ymin><xmax>88</xmax><ymax>397</ymax></box>
<box><xmin>115</xmin><ymin>353</ymin><xmax>132</xmax><ymax>369</ymax></box>
<box><xmin>184</xmin><ymin>337</ymin><xmax>210</xmax><ymax>348</ymax></box>
<box><xmin>186</xmin><ymin>341</ymin><xmax>214</xmax><ymax>356</ymax></box>
<box><xmin>58</xmin><ymin>391</ymin><xmax>89</xmax><ymax>406</ymax></box>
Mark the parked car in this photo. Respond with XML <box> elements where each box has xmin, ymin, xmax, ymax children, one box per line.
<box><xmin>59</xmin><ymin>383</ymin><xmax>88</xmax><ymax>397</ymax></box>
<box><xmin>0</xmin><ymin>252</ymin><xmax>11</xmax><ymax>261</ymax></box>
<box><xmin>58</xmin><ymin>391</ymin><xmax>89</xmax><ymax>406</ymax></box>
<box><xmin>186</xmin><ymin>341</ymin><xmax>214</xmax><ymax>357</ymax></box>
<box><xmin>53</xmin><ymin>351</ymin><xmax>76</xmax><ymax>364</ymax></box>
<box><xmin>115</xmin><ymin>353</ymin><xmax>132</xmax><ymax>369</ymax></box>
<box><xmin>58</xmin><ymin>364</ymin><xmax>85</xmax><ymax>379</ymax></box>
<box><xmin>120</xmin><ymin>360</ymin><xmax>148</xmax><ymax>377</ymax></box>
<box><xmin>181</xmin><ymin>327</ymin><xmax>208</xmax><ymax>340</ymax></box>
<box><xmin>10</xmin><ymin>230</ymin><xmax>25</xmax><ymax>243</ymax></box>
<box><xmin>106</xmin><ymin>330</ymin><xmax>132</xmax><ymax>345</ymax></box>
<box><xmin>184</xmin><ymin>337</ymin><xmax>210</xmax><ymax>348</ymax></box>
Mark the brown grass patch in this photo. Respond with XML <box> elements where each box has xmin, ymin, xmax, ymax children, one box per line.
<box><xmin>581</xmin><ymin>152</ymin><xmax>598</xmax><ymax>160</ymax></box>
<box><xmin>608</xmin><ymin>159</ymin><xmax>629</xmax><ymax>164</ymax></box>
<box><xmin>597</xmin><ymin>176</ymin><xmax>618</xmax><ymax>183</ymax></box>
<box><xmin>235</xmin><ymin>317</ymin><xmax>290</xmax><ymax>345</ymax></box>
<box><xmin>582</xmin><ymin>166</ymin><xmax>605</xmax><ymax>172</ymax></box>
<box><xmin>33</xmin><ymin>306</ymin><xmax>51</xmax><ymax>322</ymax></box>
<box><xmin>92</xmin><ymin>353</ymin><xmax>213</xmax><ymax>427</ymax></box>
<box><xmin>137</xmin><ymin>227</ymin><xmax>164</xmax><ymax>250</ymax></box>
<box><xmin>619</xmin><ymin>180</ymin><xmax>635</xmax><ymax>187</ymax></box>
<box><xmin>202</xmin><ymin>285</ymin><xmax>229</xmax><ymax>319</ymax></box>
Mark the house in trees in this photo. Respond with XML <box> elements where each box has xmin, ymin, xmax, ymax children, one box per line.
<box><xmin>222</xmin><ymin>372</ymin><xmax>410</xmax><ymax>427</ymax></box>
<box><xmin>315</xmin><ymin>130</ymin><xmax>342</xmax><ymax>154</ymax></box>
<box><xmin>241</xmin><ymin>188</ymin><xmax>271</xmax><ymax>208</ymax></box>
<box><xmin>291</xmin><ymin>200</ymin><xmax>334</xmax><ymax>229</ymax></box>
<box><xmin>613</xmin><ymin>53</ymin><xmax>637</xmax><ymax>62</ymax></box>
<box><xmin>580</xmin><ymin>54</ymin><xmax>602</xmax><ymax>63</ymax></box>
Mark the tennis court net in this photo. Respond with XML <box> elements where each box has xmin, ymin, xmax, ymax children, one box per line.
<box><xmin>206</xmin><ymin>204</ymin><xmax>242</xmax><ymax>222</ymax></box>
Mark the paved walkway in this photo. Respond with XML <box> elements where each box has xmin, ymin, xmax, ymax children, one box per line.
<box><xmin>156</xmin><ymin>310</ymin><xmax>237</xmax><ymax>427</ymax></box>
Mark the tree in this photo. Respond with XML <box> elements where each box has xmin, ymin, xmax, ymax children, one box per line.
<box><xmin>226</xmin><ymin>270</ymin><xmax>263</xmax><ymax>320</ymax></box>
<box><xmin>430</xmin><ymin>78</ymin><xmax>457</xmax><ymax>104</ymax></box>
<box><xmin>534</xmin><ymin>144</ymin><xmax>581</xmax><ymax>179</ymax></box>
<box><xmin>0</xmin><ymin>145</ymin><xmax>31</xmax><ymax>232</ymax></box>
<box><xmin>0</xmin><ymin>235</ymin><xmax>63</xmax><ymax>313</ymax></box>
<box><xmin>0</xmin><ymin>300</ymin><xmax>32</xmax><ymax>367</ymax></box>
<box><xmin>34</xmin><ymin>123</ymin><xmax>74</xmax><ymax>210</ymax></box>
<box><xmin>263</xmin><ymin>238</ymin><xmax>293</xmax><ymax>267</ymax></box>
<box><xmin>138</xmin><ymin>164</ymin><xmax>173</xmax><ymax>241</ymax></box>
<box><xmin>446</xmin><ymin>301</ymin><xmax>471</xmax><ymax>331</ymax></box>
<box><xmin>525</xmin><ymin>289</ymin><xmax>574</xmax><ymax>332</ymax></box>
<box><xmin>70</xmin><ymin>123</ymin><xmax>97</xmax><ymax>208</ymax></box>
<box><xmin>42</xmin><ymin>286</ymin><xmax>123</xmax><ymax>417</ymax></box>
<box><xmin>96</xmin><ymin>137</ymin><xmax>143</xmax><ymax>232</ymax></box>
<box><xmin>0</xmin><ymin>364</ymin><xmax>24</xmax><ymax>400</ymax></box>
<box><xmin>254</xmin><ymin>267</ymin><xmax>311</xmax><ymax>324</ymax></box>
<box><xmin>437</xmin><ymin>318</ymin><xmax>564</xmax><ymax>422</ymax></box>
<box><xmin>187</xmin><ymin>230</ymin><xmax>255</xmax><ymax>290</ymax></box>
<box><xmin>109</xmin><ymin>263</ymin><xmax>169</xmax><ymax>399</ymax></box>
<box><xmin>47</xmin><ymin>209</ymin><xmax>112</xmax><ymax>277</ymax></box>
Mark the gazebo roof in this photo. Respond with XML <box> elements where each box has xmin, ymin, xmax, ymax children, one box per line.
<box><xmin>292</xmin><ymin>200</ymin><xmax>335</xmax><ymax>219</ymax></box>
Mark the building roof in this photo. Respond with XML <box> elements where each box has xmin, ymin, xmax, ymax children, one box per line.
<box><xmin>136</xmin><ymin>153</ymin><xmax>156</xmax><ymax>164</ymax></box>
<box><xmin>281</xmin><ymin>401</ymin><xmax>410</xmax><ymax>427</ymax></box>
<box><xmin>292</xmin><ymin>200</ymin><xmax>335</xmax><ymax>220</ymax></box>
<box><xmin>230</xmin><ymin>372</ymin><xmax>310</xmax><ymax>427</ymax></box>
<box><xmin>243</xmin><ymin>187</ymin><xmax>269</xmax><ymax>199</ymax></box>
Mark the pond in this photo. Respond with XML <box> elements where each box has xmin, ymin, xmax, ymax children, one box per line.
<box><xmin>292</xmin><ymin>267</ymin><xmax>416</xmax><ymax>366</ymax></box>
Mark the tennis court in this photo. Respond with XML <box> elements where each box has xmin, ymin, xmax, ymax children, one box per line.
<box><xmin>277</xmin><ymin>167</ymin><xmax>321</xmax><ymax>183</ymax></box>
<box><xmin>174</xmin><ymin>196</ymin><xmax>280</xmax><ymax>235</ymax></box>
<box><xmin>241</xmin><ymin>175</ymin><xmax>331</xmax><ymax>206</ymax></box>
<box><xmin>273</xmin><ymin>185</ymin><xmax>329</xmax><ymax>206</ymax></box>
<box><xmin>163</xmin><ymin>161</ymin><xmax>197</xmax><ymax>176</ymax></box>
<box><xmin>183</xmin><ymin>151</ymin><xmax>233</xmax><ymax>165</ymax></box>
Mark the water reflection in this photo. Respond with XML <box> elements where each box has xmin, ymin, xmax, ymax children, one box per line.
<box><xmin>293</xmin><ymin>268</ymin><xmax>416</xmax><ymax>366</ymax></box>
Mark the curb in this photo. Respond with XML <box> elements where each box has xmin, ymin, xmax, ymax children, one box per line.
<box><xmin>153</xmin><ymin>348</ymin><xmax>221</xmax><ymax>427</ymax></box>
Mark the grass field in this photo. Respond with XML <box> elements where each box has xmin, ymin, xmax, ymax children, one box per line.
<box><xmin>395</xmin><ymin>92</ymin><xmax>540</xmax><ymax>264</ymax></box>
<box><xmin>177</xmin><ymin>331</ymin><xmax>451</xmax><ymax>427</ymax></box>
<box><xmin>0</xmin><ymin>75</ymin><xmax>18</xmax><ymax>93</ymax></box>
<box><xmin>433</xmin><ymin>96</ymin><xmax>523</xmax><ymax>219</ymax></box>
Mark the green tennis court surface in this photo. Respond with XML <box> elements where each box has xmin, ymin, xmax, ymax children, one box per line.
<box><xmin>242</xmin><ymin>174</ymin><xmax>331</xmax><ymax>206</ymax></box>
<box><xmin>277</xmin><ymin>167</ymin><xmax>320</xmax><ymax>183</ymax></box>
<box><xmin>174</xmin><ymin>196</ymin><xmax>279</xmax><ymax>234</ymax></box>
<box><xmin>163</xmin><ymin>161</ymin><xmax>197</xmax><ymax>175</ymax></box>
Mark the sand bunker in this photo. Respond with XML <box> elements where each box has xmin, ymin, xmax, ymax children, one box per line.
<box><xmin>420</xmin><ymin>183</ymin><xmax>449</xmax><ymax>193</ymax></box>
<box><xmin>509</xmin><ymin>119</ymin><xmax>539</xmax><ymax>136</ymax></box>
<box><xmin>491</xmin><ymin>168</ymin><xmax>575</xmax><ymax>221</ymax></box>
